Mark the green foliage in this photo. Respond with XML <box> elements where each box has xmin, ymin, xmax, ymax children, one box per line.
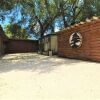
<box><xmin>82</xmin><ymin>0</ymin><xmax>100</xmax><ymax>19</ymax></box>
<box><xmin>0</xmin><ymin>0</ymin><xmax>100</xmax><ymax>38</ymax></box>
<box><xmin>5</xmin><ymin>24</ymin><xmax>30</xmax><ymax>39</ymax></box>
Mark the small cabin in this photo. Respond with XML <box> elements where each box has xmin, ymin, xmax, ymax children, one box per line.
<box><xmin>39</xmin><ymin>34</ymin><xmax>57</xmax><ymax>55</ymax></box>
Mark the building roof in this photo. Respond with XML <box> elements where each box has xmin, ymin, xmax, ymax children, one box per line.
<box><xmin>8</xmin><ymin>39</ymin><xmax>38</xmax><ymax>42</ymax></box>
<box><xmin>39</xmin><ymin>33</ymin><xmax>57</xmax><ymax>40</ymax></box>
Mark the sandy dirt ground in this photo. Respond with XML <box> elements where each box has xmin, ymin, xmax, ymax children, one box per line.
<box><xmin>0</xmin><ymin>53</ymin><xmax>100</xmax><ymax>100</ymax></box>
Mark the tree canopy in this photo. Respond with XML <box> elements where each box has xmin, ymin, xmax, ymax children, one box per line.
<box><xmin>5</xmin><ymin>24</ymin><xmax>30</xmax><ymax>39</ymax></box>
<box><xmin>0</xmin><ymin>0</ymin><xmax>99</xmax><ymax>39</ymax></box>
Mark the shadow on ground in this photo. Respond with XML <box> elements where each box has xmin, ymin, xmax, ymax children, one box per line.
<box><xmin>0</xmin><ymin>53</ymin><xmax>83</xmax><ymax>73</ymax></box>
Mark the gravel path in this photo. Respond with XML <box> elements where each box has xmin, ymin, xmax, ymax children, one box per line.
<box><xmin>0</xmin><ymin>53</ymin><xmax>100</xmax><ymax>100</ymax></box>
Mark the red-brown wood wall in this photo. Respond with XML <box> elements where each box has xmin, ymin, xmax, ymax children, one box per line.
<box><xmin>5</xmin><ymin>39</ymin><xmax>38</xmax><ymax>53</ymax></box>
<box><xmin>0</xmin><ymin>25</ymin><xmax>38</xmax><ymax>54</ymax></box>
<box><xmin>57</xmin><ymin>17</ymin><xmax>100</xmax><ymax>62</ymax></box>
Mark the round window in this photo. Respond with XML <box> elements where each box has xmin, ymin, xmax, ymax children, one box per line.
<box><xmin>69</xmin><ymin>32</ymin><xmax>82</xmax><ymax>48</ymax></box>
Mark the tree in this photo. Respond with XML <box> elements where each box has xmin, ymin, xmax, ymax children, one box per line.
<box><xmin>81</xmin><ymin>0</ymin><xmax>100</xmax><ymax>20</ymax></box>
<box><xmin>55</xmin><ymin>0</ymin><xmax>84</xmax><ymax>27</ymax></box>
<box><xmin>23</xmin><ymin>0</ymin><xmax>60</xmax><ymax>37</ymax></box>
<box><xmin>0</xmin><ymin>0</ymin><xmax>60</xmax><ymax>38</ymax></box>
<box><xmin>0</xmin><ymin>0</ymin><xmax>100</xmax><ymax>39</ymax></box>
<box><xmin>5</xmin><ymin>24</ymin><xmax>30</xmax><ymax>39</ymax></box>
